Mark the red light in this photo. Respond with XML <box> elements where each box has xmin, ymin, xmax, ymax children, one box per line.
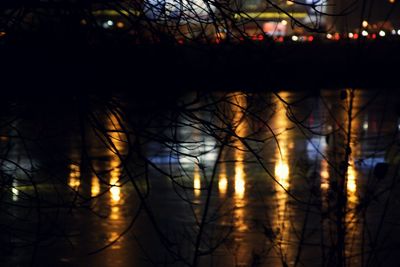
<box><xmin>372</xmin><ymin>33</ymin><xmax>376</xmax><ymax>39</ymax></box>
<box><xmin>308</xmin><ymin>36</ymin><xmax>314</xmax><ymax>42</ymax></box>
<box><xmin>334</xmin><ymin>33</ymin><xmax>340</xmax><ymax>40</ymax></box>
<box><xmin>258</xmin><ymin>34</ymin><xmax>264</xmax><ymax>41</ymax></box>
<box><xmin>251</xmin><ymin>35</ymin><xmax>257</xmax><ymax>41</ymax></box>
<box><xmin>178</xmin><ymin>39</ymin><xmax>184</xmax><ymax>44</ymax></box>
<box><xmin>278</xmin><ymin>36</ymin><xmax>284</xmax><ymax>42</ymax></box>
<box><xmin>353</xmin><ymin>33</ymin><xmax>359</xmax><ymax>39</ymax></box>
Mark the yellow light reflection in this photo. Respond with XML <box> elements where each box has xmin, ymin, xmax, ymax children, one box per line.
<box><xmin>218</xmin><ymin>161</ymin><xmax>228</xmax><ymax>195</ymax></box>
<box><xmin>343</xmin><ymin>89</ymin><xmax>361</xmax><ymax>265</ymax></box>
<box><xmin>68</xmin><ymin>163</ymin><xmax>80</xmax><ymax>189</ymax></box>
<box><xmin>193</xmin><ymin>165</ymin><xmax>201</xmax><ymax>197</ymax></box>
<box><xmin>234</xmin><ymin>163</ymin><xmax>245</xmax><ymax>199</ymax></box>
<box><xmin>230</xmin><ymin>92</ymin><xmax>248</xmax><ymax>233</ymax></box>
<box><xmin>107</xmin><ymin>112</ymin><xmax>127</xmax><ymax>153</ymax></box>
<box><xmin>108</xmin><ymin>231</ymin><xmax>122</xmax><ymax>249</ymax></box>
<box><xmin>231</xmin><ymin>92</ymin><xmax>247</xmax><ymax>199</ymax></box>
<box><xmin>110</xmin><ymin>186</ymin><xmax>121</xmax><ymax>202</ymax></box>
<box><xmin>347</xmin><ymin>162</ymin><xmax>357</xmax><ymax>200</ymax></box>
<box><xmin>110</xmin><ymin>206</ymin><xmax>120</xmax><ymax>220</ymax></box>
<box><xmin>218</xmin><ymin>175</ymin><xmax>228</xmax><ymax>195</ymax></box>
<box><xmin>109</xmin><ymin>159</ymin><xmax>122</xmax><ymax>221</ymax></box>
<box><xmin>275</xmin><ymin>159</ymin><xmax>289</xmax><ymax>188</ymax></box>
<box><xmin>320</xmin><ymin>159</ymin><xmax>329</xmax><ymax>191</ymax></box>
<box><xmin>109</xmin><ymin>159</ymin><xmax>122</xmax><ymax>203</ymax></box>
<box><xmin>272</xmin><ymin>92</ymin><xmax>292</xmax><ymax>257</ymax></box>
<box><xmin>91</xmin><ymin>176</ymin><xmax>100</xmax><ymax>197</ymax></box>
<box><xmin>107</xmin><ymin>112</ymin><xmax>125</xmax><ymax>204</ymax></box>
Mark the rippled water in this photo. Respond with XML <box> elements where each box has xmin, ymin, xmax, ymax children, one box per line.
<box><xmin>2</xmin><ymin>89</ymin><xmax>400</xmax><ymax>266</ymax></box>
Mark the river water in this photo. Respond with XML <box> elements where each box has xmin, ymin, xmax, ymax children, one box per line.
<box><xmin>2</xmin><ymin>89</ymin><xmax>400</xmax><ymax>266</ymax></box>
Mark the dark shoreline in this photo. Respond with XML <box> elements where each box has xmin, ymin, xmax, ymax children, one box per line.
<box><xmin>1</xmin><ymin>40</ymin><xmax>399</xmax><ymax>96</ymax></box>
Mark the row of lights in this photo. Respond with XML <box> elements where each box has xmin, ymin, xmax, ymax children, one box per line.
<box><xmin>102</xmin><ymin>20</ymin><xmax>125</xmax><ymax>29</ymax></box>
<box><xmin>326</xmin><ymin>29</ymin><xmax>400</xmax><ymax>40</ymax></box>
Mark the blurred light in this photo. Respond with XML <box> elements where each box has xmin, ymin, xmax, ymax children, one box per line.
<box><xmin>362</xmin><ymin>20</ymin><xmax>368</xmax><ymax>28</ymax></box>
<box><xmin>347</xmin><ymin>164</ymin><xmax>357</xmax><ymax>193</ymax></box>
<box><xmin>353</xmin><ymin>33</ymin><xmax>359</xmax><ymax>39</ymax></box>
<box><xmin>91</xmin><ymin>176</ymin><xmax>100</xmax><ymax>197</ymax></box>
<box><xmin>348</xmin><ymin>32</ymin><xmax>354</xmax><ymax>38</ymax></box>
<box><xmin>110</xmin><ymin>206</ymin><xmax>120</xmax><ymax>220</ymax></box>
<box><xmin>194</xmin><ymin>172</ymin><xmax>201</xmax><ymax>196</ymax></box>
<box><xmin>107</xmin><ymin>20</ymin><xmax>114</xmax><ymax>26</ymax></box>
<box><xmin>363</xmin><ymin>121</ymin><xmax>368</xmax><ymax>130</ymax></box>
<box><xmin>292</xmin><ymin>35</ymin><xmax>298</xmax><ymax>41</ymax></box>
<box><xmin>218</xmin><ymin>176</ymin><xmax>228</xmax><ymax>195</ymax></box>
<box><xmin>334</xmin><ymin>33</ymin><xmax>340</xmax><ymax>40</ymax></box>
<box><xmin>389</xmin><ymin>0</ymin><xmax>395</xmax><ymax>3</ymax></box>
<box><xmin>379</xmin><ymin>30</ymin><xmax>386</xmax><ymax>37</ymax></box>
<box><xmin>392</xmin><ymin>29</ymin><xmax>397</xmax><ymax>35</ymax></box>
<box><xmin>281</xmin><ymin>19</ymin><xmax>288</xmax><ymax>25</ymax></box>
<box><xmin>116</xmin><ymin>21</ymin><xmax>124</xmax><ymax>28</ymax></box>
<box><xmin>286</xmin><ymin>0</ymin><xmax>294</xmax><ymax>5</ymax></box>
<box><xmin>234</xmin><ymin>175</ymin><xmax>245</xmax><ymax>198</ymax></box>
<box><xmin>308</xmin><ymin>36</ymin><xmax>314</xmax><ymax>42</ymax></box>
<box><xmin>68</xmin><ymin>164</ymin><xmax>80</xmax><ymax>189</ymax></box>
<box><xmin>362</xmin><ymin>30</ymin><xmax>368</xmax><ymax>36</ymax></box>
<box><xmin>320</xmin><ymin>160</ymin><xmax>329</xmax><ymax>191</ymax></box>
<box><xmin>398</xmin><ymin>29</ymin><xmax>400</xmax><ymax>35</ymax></box>
<box><xmin>234</xmin><ymin>163</ymin><xmax>245</xmax><ymax>198</ymax></box>
<box><xmin>110</xmin><ymin>186</ymin><xmax>121</xmax><ymax>202</ymax></box>
<box><xmin>326</xmin><ymin>33</ymin><xmax>333</xmax><ymax>39</ymax></box>
<box><xmin>258</xmin><ymin>34</ymin><xmax>264</xmax><ymax>41</ymax></box>
<box><xmin>372</xmin><ymin>33</ymin><xmax>376</xmax><ymax>39</ymax></box>
<box><xmin>275</xmin><ymin>160</ymin><xmax>289</xmax><ymax>184</ymax></box>
<box><xmin>12</xmin><ymin>181</ymin><xmax>18</xmax><ymax>201</ymax></box>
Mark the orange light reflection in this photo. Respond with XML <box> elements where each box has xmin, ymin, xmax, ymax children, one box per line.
<box><xmin>68</xmin><ymin>163</ymin><xmax>81</xmax><ymax>189</ymax></box>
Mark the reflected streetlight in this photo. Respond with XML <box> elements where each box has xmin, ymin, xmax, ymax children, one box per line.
<box><xmin>68</xmin><ymin>163</ymin><xmax>81</xmax><ymax>189</ymax></box>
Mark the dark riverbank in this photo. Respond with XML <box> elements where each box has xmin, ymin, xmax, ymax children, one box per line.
<box><xmin>1</xmin><ymin>40</ymin><xmax>399</xmax><ymax>95</ymax></box>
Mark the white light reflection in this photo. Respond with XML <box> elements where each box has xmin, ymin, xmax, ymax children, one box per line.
<box><xmin>12</xmin><ymin>180</ymin><xmax>19</xmax><ymax>201</ymax></box>
<box><xmin>275</xmin><ymin>159</ymin><xmax>289</xmax><ymax>188</ymax></box>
